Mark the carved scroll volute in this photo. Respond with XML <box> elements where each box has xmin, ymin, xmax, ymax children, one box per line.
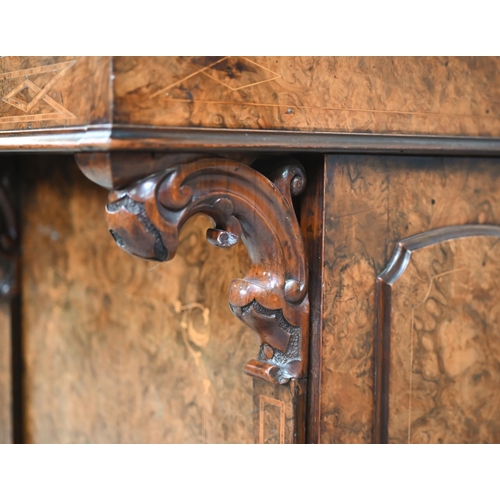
<box><xmin>105</xmin><ymin>156</ymin><xmax>309</xmax><ymax>385</ymax></box>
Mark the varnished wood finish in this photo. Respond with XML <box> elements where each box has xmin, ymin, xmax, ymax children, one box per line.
<box><xmin>4</xmin><ymin>127</ymin><xmax>500</xmax><ymax>155</ymax></box>
<box><xmin>0</xmin><ymin>57</ymin><xmax>111</xmax><ymax>131</ymax></box>
<box><xmin>299</xmin><ymin>155</ymin><xmax>326</xmax><ymax>444</ymax></box>
<box><xmin>321</xmin><ymin>155</ymin><xmax>500</xmax><ymax>443</ymax></box>
<box><xmin>21</xmin><ymin>156</ymin><xmax>257</xmax><ymax>443</ymax></box>
<box><xmin>2</xmin><ymin>57</ymin><xmax>500</xmax><ymax>155</ymax></box>
<box><xmin>3</xmin><ymin>56</ymin><xmax>500</xmax><ymax>444</ymax></box>
<box><xmin>75</xmin><ymin>152</ymin><xmax>207</xmax><ymax>189</ymax></box>
<box><xmin>114</xmin><ymin>57</ymin><xmax>500</xmax><ymax>136</ymax></box>
<box><xmin>0</xmin><ymin>161</ymin><xmax>19</xmax><ymax>444</ymax></box>
<box><xmin>77</xmin><ymin>152</ymin><xmax>311</xmax><ymax>442</ymax></box>
<box><xmin>253</xmin><ymin>378</ymin><xmax>307</xmax><ymax>444</ymax></box>
<box><xmin>79</xmin><ymin>154</ymin><xmax>310</xmax><ymax>386</ymax></box>
<box><xmin>376</xmin><ymin>226</ymin><xmax>500</xmax><ymax>444</ymax></box>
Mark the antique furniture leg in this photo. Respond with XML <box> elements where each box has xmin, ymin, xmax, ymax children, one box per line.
<box><xmin>76</xmin><ymin>152</ymin><xmax>310</xmax><ymax>443</ymax></box>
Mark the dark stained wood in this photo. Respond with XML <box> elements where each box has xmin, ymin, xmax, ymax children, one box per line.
<box><xmin>0</xmin><ymin>57</ymin><xmax>111</xmax><ymax>132</ymax></box>
<box><xmin>299</xmin><ymin>155</ymin><xmax>326</xmax><ymax>444</ymax></box>
<box><xmin>0</xmin><ymin>160</ymin><xmax>19</xmax><ymax>444</ymax></box>
<box><xmin>75</xmin><ymin>152</ymin><xmax>207</xmax><ymax>189</ymax></box>
<box><xmin>4</xmin><ymin>127</ymin><xmax>500</xmax><ymax>155</ymax></box>
<box><xmin>21</xmin><ymin>155</ymin><xmax>257</xmax><ymax>443</ymax></box>
<box><xmin>77</xmin><ymin>152</ymin><xmax>311</xmax><ymax>442</ymax></box>
<box><xmin>113</xmin><ymin>57</ymin><xmax>500</xmax><ymax>136</ymax></box>
<box><xmin>0</xmin><ymin>172</ymin><xmax>18</xmax><ymax>300</ymax></box>
<box><xmin>376</xmin><ymin>226</ymin><xmax>500</xmax><ymax>444</ymax></box>
<box><xmin>79</xmin><ymin>153</ymin><xmax>311</xmax><ymax>386</ymax></box>
<box><xmin>321</xmin><ymin>155</ymin><xmax>500</xmax><ymax>444</ymax></box>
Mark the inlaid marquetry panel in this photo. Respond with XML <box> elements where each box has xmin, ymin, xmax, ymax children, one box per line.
<box><xmin>3</xmin><ymin>57</ymin><xmax>499</xmax><ymax>137</ymax></box>
<box><xmin>0</xmin><ymin>57</ymin><xmax>111</xmax><ymax>131</ymax></box>
<box><xmin>114</xmin><ymin>57</ymin><xmax>500</xmax><ymax>136</ymax></box>
<box><xmin>253</xmin><ymin>378</ymin><xmax>306</xmax><ymax>444</ymax></box>
<box><xmin>320</xmin><ymin>155</ymin><xmax>500</xmax><ymax>443</ymax></box>
<box><xmin>376</xmin><ymin>226</ymin><xmax>500</xmax><ymax>444</ymax></box>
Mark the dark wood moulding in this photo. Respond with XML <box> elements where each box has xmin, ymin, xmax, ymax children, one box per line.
<box><xmin>3</xmin><ymin>125</ymin><xmax>500</xmax><ymax>156</ymax></box>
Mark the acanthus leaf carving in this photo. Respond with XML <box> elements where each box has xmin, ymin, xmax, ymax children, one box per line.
<box><xmin>104</xmin><ymin>155</ymin><xmax>309</xmax><ymax>385</ymax></box>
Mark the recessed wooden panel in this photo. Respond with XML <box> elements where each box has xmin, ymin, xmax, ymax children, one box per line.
<box><xmin>320</xmin><ymin>155</ymin><xmax>500</xmax><ymax>443</ymax></box>
<box><xmin>114</xmin><ymin>57</ymin><xmax>500</xmax><ymax>136</ymax></box>
<box><xmin>0</xmin><ymin>57</ymin><xmax>111</xmax><ymax>131</ymax></box>
<box><xmin>20</xmin><ymin>155</ymin><xmax>257</xmax><ymax>443</ymax></box>
<box><xmin>377</xmin><ymin>227</ymin><xmax>500</xmax><ymax>444</ymax></box>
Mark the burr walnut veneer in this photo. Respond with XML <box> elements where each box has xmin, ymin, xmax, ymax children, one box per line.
<box><xmin>1</xmin><ymin>57</ymin><xmax>500</xmax><ymax>443</ymax></box>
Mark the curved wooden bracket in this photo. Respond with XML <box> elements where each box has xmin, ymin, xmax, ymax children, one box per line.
<box><xmin>77</xmin><ymin>153</ymin><xmax>309</xmax><ymax>385</ymax></box>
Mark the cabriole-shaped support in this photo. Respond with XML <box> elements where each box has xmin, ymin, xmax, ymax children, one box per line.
<box><xmin>77</xmin><ymin>153</ymin><xmax>309</xmax><ymax>386</ymax></box>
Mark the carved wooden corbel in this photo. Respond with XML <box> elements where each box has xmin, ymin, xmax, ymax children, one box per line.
<box><xmin>77</xmin><ymin>154</ymin><xmax>309</xmax><ymax>386</ymax></box>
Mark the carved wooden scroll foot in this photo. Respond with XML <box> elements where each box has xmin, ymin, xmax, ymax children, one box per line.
<box><xmin>77</xmin><ymin>153</ymin><xmax>310</xmax><ymax>389</ymax></box>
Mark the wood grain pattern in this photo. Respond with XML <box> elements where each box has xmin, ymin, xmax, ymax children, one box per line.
<box><xmin>0</xmin><ymin>303</ymin><xmax>11</xmax><ymax>443</ymax></box>
<box><xmin>299</xmin><ymin>154</ymin><xmax>326</xmax><ymax>444</ymax></box>
<box><xmin>113</xmin><ymin>57</ymin><xmax>500</xmax><ymax>136</ymax></box>
<box><xmin>87</xmin><ymin>154</ymin><xmax>310</xmax><ymax>386</ymax></box>
<box><xmin>0</xmin><ymin>57</ymin><xmax>111</xmax><ymax>131</ymax></box>
<box><xmin>320</xmin><ymin>155</ymin><xmax>500</xmax><ymax>443</ymax></box>
<box><xmin>21</xmin><ymin>155</ymin><xmax>257</xmax><ymax>443</ymax></box>
<box><xmin>376</xmin><ymin>226</ymin><xmax>500</xmax><ymax>444</ymax></box>
<box><xmin>253</xmin><ymin>378</ymin><xmax>306</xmax><ymax>444</ymax></box>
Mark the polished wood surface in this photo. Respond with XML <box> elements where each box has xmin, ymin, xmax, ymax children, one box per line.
<box><xmin>76</xmin><ymin>153</ymin><xmax>311</xmax><ymax>442</ymax></box>
<box><xmin>319</xmin><ymin>155</ymin><xmax>500</xmax><ymax>443</ymax></box>
<box><xmin>376</xmin><ymin>226</ymin><xmax>500</xmax><ymax>443</ymax></box>
<box><xmin>114</xmin><ymin>57</ymin><xmax>500</xmax><ymax>136</ymax></box>
<box><xmin>0</xmin><ymin>57</ymin><xmax>110</xmax><ymax>131</ymax></box>
<box><xmin>2</xmin><ymin>56</ymin><xmax>500</xmax><ymax>444</ymax></box>
<box><xmin>21</xmin><ymin>156</ymin><xmax>256</xmax><ymax>443</ymax></box>
<box><xmin>299</xmin><ymin>155</ymin><xmax>327</xmax><ymax>444</ymax></box>
<box><xmin>1</xmin><ymin>57</ymin><xmax>500</xmax><ymax>142</ymax></box>
<box><xmin>79</xmin><ymin>153</ymin><xmax>310</xmax><ymax>386</ymax></box>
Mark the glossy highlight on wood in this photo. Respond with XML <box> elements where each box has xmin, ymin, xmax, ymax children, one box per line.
<box><xmin>77</xmin><ymin>154</ymin><xmax>310</xmax><ymax>385</ymax></box>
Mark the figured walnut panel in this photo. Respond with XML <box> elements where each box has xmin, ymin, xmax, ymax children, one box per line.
<box><xmin>0</xmin><ymin>57</ymin><xmax>111</xmax><ymax>131</ymax></box>
<box><xmin>113</xmin><ymin>57</ymin><xmax>500</xmax><ymax>136</ymax></box>
<box><xmin>320</xmin><ymin>155</ymin><xmax>500</xmax><ymax>443</ymax></box>
<box><xmin>378</xmin><ymin>227</ymin><xmax>500</xmax><ymax>444</ymax></box>
<box><xmin>21</xmin><ymin>155</ymin><xmax>256</xmax><ymax>443</ymax></box>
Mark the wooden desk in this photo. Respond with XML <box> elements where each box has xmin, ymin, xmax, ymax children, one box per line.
<box><xmin>1</xmin><ymin>57</ymin><xmax>500</xmax><ymax>443</ymax></box>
